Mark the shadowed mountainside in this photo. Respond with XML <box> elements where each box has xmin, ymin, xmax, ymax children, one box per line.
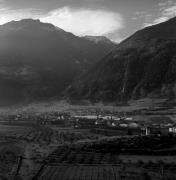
<box><xmin>67</xmin><ymin>17</ymin><xmax>176</xmax><ymax>102</ymax></box>
<box><xmin>0</xmin><ymin>19</ymin><xmax>115</xmax><ymax>105</ymax></box>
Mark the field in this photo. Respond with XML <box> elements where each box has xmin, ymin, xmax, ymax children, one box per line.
<box><xmin>0</xmin><ymin>123</ymin><xmax>105</xmax><ymax>179</ymax></box>
<box><xmin>28</xmin><ymin>134</ymin><xmax>176</xmax><ymax>180</ymax></box>
<box><xmin>1</xmin><ymin>131</ymin><xmax>176</xmax><ymax>180</ymax></box>
<box><xmin>0</xmin><ymin>98</ymin><xmax>176</xmax><ymax>179</ymax></box>
<box><xmin>37</xmin><ymin>164</ymin><xmax>176</xmax><ymax>180</ymax></box>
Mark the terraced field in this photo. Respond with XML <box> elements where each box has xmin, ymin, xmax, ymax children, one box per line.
<box><xmin>31</xmin><ymin>135</ymin><xmax>176</xmax><ymax>180</ymax></box>
<box><xmin>47</xmin><ymin>147</ymin><xmax>119</xmax><ymax>165</ymax></box>
<box><xmin>16</xmin><ymin>128</ymin><xmax>99</xmax><ymax>148</ymax></box>
<box><xmin>33</xmin><ymin>142</ymin><xmax>176</xmax><ymax>180</ymax></box>
<box><xmin>38</xmin><ymin>164</ymin><xmax>176</xmax><ymax>180</ymax></box>
<box><xmin>39</xmin><ymin>165</ymin><xmax>129</xmax><ymax>180</ymax></box>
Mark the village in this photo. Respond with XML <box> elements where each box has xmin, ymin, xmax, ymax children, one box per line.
<box><xmin>1</xmin><ymin>110</ymin><xmax>176</xmax><ymax>137</ymax></box>
<box><xmin>70</xmin><ymin>113</ymin><xmax>176</xmax><ymax>136</ymax></box>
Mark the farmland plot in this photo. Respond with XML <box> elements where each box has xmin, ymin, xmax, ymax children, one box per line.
<box><xmin>38</xmin><ymin>164</ymin><xmax>176</xmax><ymax>180</ymax></box>
<box><xmin>0</xmin><ymin>124</ymin><xmax>101</xmax><ymax>179</ymax></box>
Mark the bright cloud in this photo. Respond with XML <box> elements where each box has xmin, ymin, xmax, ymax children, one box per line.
<box><xmin>0</xmin><ymin>5</ymin><xmax>123</xmax><ymax>42</ymax></box>
<box><xmin>40</xmin><ymin>7</ymin><xmax>124</xmax><ymax>37</ymax></box>
<box><xmin>143</xmin><ymin>0</ymin><xmax>176</xmax><ymax>27</ymax></box>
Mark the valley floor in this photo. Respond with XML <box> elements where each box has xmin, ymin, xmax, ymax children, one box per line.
<box><xmin>0</xmin><ymin>98</ymin><xmax>176</xmax><ymax>179</ymax></box>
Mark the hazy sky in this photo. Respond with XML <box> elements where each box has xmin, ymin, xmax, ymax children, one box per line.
<box><xmin>0</xmin><ymin>0</ymin><xmax>176</xmax><ymax>42</ymax></box>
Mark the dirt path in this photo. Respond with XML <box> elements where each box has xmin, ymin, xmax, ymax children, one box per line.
<box><xmin>18</xmin><ymin>143</ymin><xmax>38</xmax><ymax>180</ymax></box>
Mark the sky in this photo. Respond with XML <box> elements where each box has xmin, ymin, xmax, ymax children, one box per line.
<box><xmin>0</xmin><ymin>0</ymin><xmax>176</xmax><ymax>42</ymax></box>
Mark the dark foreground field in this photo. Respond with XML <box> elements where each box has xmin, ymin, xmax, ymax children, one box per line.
<box><xmin>38</xmin><ymin>164</ymin><xmax>176</xmax><ymax>180</ymax></box>
<box><xmin>0</xmin><ymin>124</ymin><xmax>103</xmax><ymax>180</ymax></box>
<box><xmin>1</xmin><ymin>123</ymin><xmax>176</xmax><ymax>180</ymax></box>
<box><xmin>35</xmin><ymin>135</ymin><xmax>176</xmax><ymax>180</ymax></box>
<box><xmin>0</xmin><ymin>99</ymin><xmax>176</xmax><ymax>180</ymax></box>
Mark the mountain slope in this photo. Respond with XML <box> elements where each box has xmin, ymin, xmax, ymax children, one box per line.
<box><xmin>0</xmin><ymin>19</ymin><xmax>115</xmax><ymax>105</ymax></box>
<box><xmin>83</xmin><ymin>35</ymin><xmax>115</xmax><ymax>44</ymax></box>
<box><xmin>67</xmin><ymin>17</ymin><xmax>176</xmax><ymax>102</ymax></box>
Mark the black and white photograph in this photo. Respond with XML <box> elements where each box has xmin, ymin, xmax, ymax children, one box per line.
<box><xmin>0</xmin><ymin>0</ymin><xmax>176</xmax><ymax>179</ymax></box>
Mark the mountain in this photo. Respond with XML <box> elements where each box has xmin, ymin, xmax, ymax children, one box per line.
<box><xmin>0</xmin><ymin>19</ymin><xmax>115</xmax><ymax>105</ymax></box>
<box><xmin>83</xmin><ymin>36</ymin><xmax>115</xmax><ymax>44</ymax></box>
<box><xmin>67</xmin><ymin>17</ymin><xmax>176</xmax><ymax>102</ymax></box>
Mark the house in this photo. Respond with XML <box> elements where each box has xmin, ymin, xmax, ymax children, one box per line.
<box><xmin>128</xmin><ymin>122</ymin><xmax>139</xmax><ymax>128</ymax></box>
<box><xmin>169</xmin><ymin>124</ymin><xmax>176</xmax><ymax>134</ymax></box>
<box><xmin>71</xmin><ymin>115</ymin><xmax>98</xmax><ymax>129</ymax></box>
<box><xmin>119</xmin><ymin>123</ymin><xmax>128</xmax><ymax>128</ymax></box>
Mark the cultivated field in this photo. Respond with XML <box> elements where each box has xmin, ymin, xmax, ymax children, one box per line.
<box><xmin>0</xmin><ymin>98</ymin><xmax>176</xmax><ymax>179</ymax></box>
<box><xmin>38</xmin><ymin>164</ymin><xmax>176</xmax><ymax>180</ymax></box>
<box><xmin>0</xmin><ymin>123</ymin><xmax>104</xmax><ymax>179</ymax></box>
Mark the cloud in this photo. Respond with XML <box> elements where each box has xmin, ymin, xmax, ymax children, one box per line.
<box><xmin>40</xmin><ymin>7</ymin><xmax>124</xmax><ymax>37</ymax></box>
<box><xmin>0</xmin><ymin>7</ymin><xmax>42</xmax><ymax>25</ymax></box>
<box><xmin>158</xmin><ymin>0</ymin><xmax>173</xmax><ymax>9</ymax></box>
<box><xmin>143</xmin><ymin>0</ymin><xmax>176</xmax><ymax>27</ymax></box>
<box><xmin>0</xmin><ymin>5</ymin><xmax>124</xmax><ymax>42</ymax></box>
<box><xmin>143</xmin><ymin>17</ymin><xmax>168</xmax><ymax>27</ymax></box>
